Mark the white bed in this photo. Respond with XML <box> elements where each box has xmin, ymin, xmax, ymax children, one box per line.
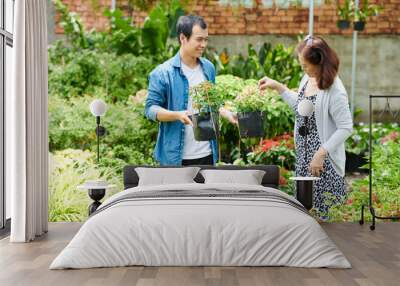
<box><xmin>50</xmin><ymin>183</ymin><xmax>351</xmax><ymax>269</ymax></box>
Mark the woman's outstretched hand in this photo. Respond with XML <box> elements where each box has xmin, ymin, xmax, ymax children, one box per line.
<box><xmin>219</xmin><ymin>107</ymin><xmax>238</xmax><ymax>125</ymax></box>
<box><xmin>258</xmin><ymin>76</ymin><xmax>279</xmax><ymax>91</ymax></box>
<box><xmin>258</xmin><ymin>76</ymin><xmax>287</xmax><ymax>94</ymax></box>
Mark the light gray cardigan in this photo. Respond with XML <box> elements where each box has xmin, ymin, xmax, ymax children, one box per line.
<box><xmin>281</xmin><ymin>74</ymin><xmax>353</xmax><ymax>177</ymax></box>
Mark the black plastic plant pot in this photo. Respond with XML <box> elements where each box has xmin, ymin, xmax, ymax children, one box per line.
<box><xmin>296</xmin><ymin>180</ymin><xmax>314</xmax><ymax>210</ymax></box>
<box><xmin>337</xmin><ymin>20</ymin><xmax>350</xmax><ymax>30</ymax></box>
<box><xmin>345</xmin><ymin>152</ymin><xmax>368</xmax><ymax>173</ymax></box>
<box><xmin>237</xmin><ymin>111</ymin><xmax>265</xmax><ymax>138</ymax></box>
<box><xmin>192</xmin><ymin>112</ymin><xmax>219</xmax><ymax>141</ymax></box>
<box><xmin>353</xmin><ymin>21</ymin><xmax>365</xmax><ymax>31</ymax></box>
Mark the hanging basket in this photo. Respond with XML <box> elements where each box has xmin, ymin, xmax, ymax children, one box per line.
<box><xmin>353</xmin><ymin>21</ymin><xmax>365</xmax><ymax>31</ymax></box>
<box><xmin>192</xmin><ymin>112</ymin><xmax>219</xmax><ymax>141</ymax></box>
<box><xmin>337</xmin><ymin>20</ymin><xmax>351</xmax><ymax>30</ymax></box>
<box><xmin>237</xmin><ymin>111</ymin><xmax>265</xmax><ymax>138</ymax></box>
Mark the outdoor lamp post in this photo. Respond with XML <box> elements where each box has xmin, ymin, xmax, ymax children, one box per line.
<box><xmin>89</xmin><ymin>99</ymin><xmax>107</xmax><ymax>164</ymax></box>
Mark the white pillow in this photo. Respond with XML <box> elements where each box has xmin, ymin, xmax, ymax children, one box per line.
<box><xmin>200</xmin><ymin>169</ymin><xmax>266</xmax><ymax>185</ymax></box>
<box><xmin>135</xmin><ymin>167</ymin><xmax>200</xmax><ymax>186</ymax></box>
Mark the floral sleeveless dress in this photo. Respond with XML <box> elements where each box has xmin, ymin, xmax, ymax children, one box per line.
<box><xmin>294</xmin><ymin>82</ymin><xmax>346</xmax><ymax>217</ymax></box>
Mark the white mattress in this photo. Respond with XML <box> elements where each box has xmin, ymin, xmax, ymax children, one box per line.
<box><xmin>50</xmin><ymin>183</ymin><xmax>351</xmax><ymax>269</ymax></box>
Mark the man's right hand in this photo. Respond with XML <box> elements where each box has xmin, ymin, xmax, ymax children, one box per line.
<box><xmin>176</xmin><ymin>111</ymin><xmax>193</xmax><ymax>126</ymax></box>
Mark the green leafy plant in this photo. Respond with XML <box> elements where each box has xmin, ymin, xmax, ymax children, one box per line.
<box><xmin>49</xmin><ymin>94</ymin><xmax>158</xmax><ymax>168</ymax></box>
<box><xmin>190</xmin><ymin>81</ymin><xmax>224</xmax><ymax>113</ymax></box>
<box><xmin>235</xmin><ymin>82</ymin><xmax>295</xmax><ymax>139</ymax></box>
<box><xmin>102</xmin><ymin>8</ymin><xmax>144</xmax><ymax>56</ymax></box>
<box><xmin>353</xmin><ymin>0</ymin><xmax>383</xmax><ymax>22</ymax></box>
<box><xmin>233</xmin><ymin>85</ymin><xmax>268</xmax><ymax>113</ymax></box>
<box><xmin>50</xmin><ymin>0</ymin><xmax>183</xmax><ymax>103</ymax></box>
<box><xmin>336</xmin><ymin>0</ymin><xmax>352</xmax><ymax>21</ymax></box>
<box><xmin>246</xmin><ymin>133</ymin><xmax>295</xmax><ymax>170</ymax></box>
<box><xmin>207</xmin><ymin>42</ymin><xmax>303</xmax><ymax>89</ymax></box>
<box><xmin>49</xmin><ymin>149</ymin><xmax>122</xmax><ymax>222</ymax></box>
<box><xmin>345</xmin><ymin>122</ymin><xmax>400</xmax><ymax>156</ymax></box>
<box><xmin>53</xmin><ymin>0</ymin><xmax>88</xmax><ymax>49</ymax></box>
<box><xmin>279</xmin><ymin>168</ymin><xmax>295</xmax><ymax>196</ymax></box>
<box><xmin>330</xmin><ymin>134</ymin><xmax>400</xmax><ymax>222</ymax></box>
<box><xmin>214</xmin><ymin>75</ymin><xmax>248</xmax><ymax>160</ymax></box>
<box><xmin>215</xmin><ymin>74</ymin><xmax>246</xmax><ymax>102</ymax></box>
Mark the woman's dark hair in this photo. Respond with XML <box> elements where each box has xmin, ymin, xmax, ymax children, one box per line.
<box><xmin>297</xmin><ymin>36</ymin><xmax>339</xmax><ymax>90</ymax></box>
<box><xmin>176</xmin><ymin>15</ymin><xmax>207</xmax><ymax>44</ymax></box>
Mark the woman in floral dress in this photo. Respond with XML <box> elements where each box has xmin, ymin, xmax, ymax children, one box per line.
<box><xmin>258</xmin><ymin>36</ymin><xmax>353</xmax><ymax>218</ymax></box>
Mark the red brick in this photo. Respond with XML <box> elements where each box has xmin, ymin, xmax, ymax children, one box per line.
<box><xmin>269</xmin><ymin>16</ymin><xmax>281</xmax><ymax>23</ymax></box>
<box><xmin>276</xmin><ymin>10</ymin><xmax>287</xmax><ymax>16</ymax></box>
<box><xmin>245</xmin><ymin>14</ymin><xmax>257</xmax><ymax>21</ymax></box>
<box><xmin>194</xmin><ymin>5</ymin><xmax>204</xmax><ymax>11</ymax></box>
<box><xmin>215</xmin><ymin>17</ymin><xmax>228</xmax><ymax>24</ymax></box>
<box><xmin>261</xmin><ymin>10</ymin><xmax>273</xmax><ymax>16</ymax></box>
<box><xmin>54</xmin><ymin>0</ymin><xmax>399</xmax><ymax>36</ymax></box>
<box><xmin>378</xmin><ymin>22</ymin><xmax>390</xmax><ymax>28</ymax></box>
<box><xmin>236</xmin><ymin>23</ymin><xmax>246</xmax><ymax>29</ymax></box>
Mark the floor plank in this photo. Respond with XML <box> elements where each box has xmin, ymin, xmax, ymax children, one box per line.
<box><xmin>0</xmin><ymin>222</ymin><xmax>399</xmax><ymax>286</ymax></box>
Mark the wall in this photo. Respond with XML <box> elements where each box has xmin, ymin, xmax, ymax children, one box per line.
<box><xmin>53</xmin><ymin>0</ymin><xmax>400</xmax><ymax>35</ymax></box>
<box><xmin>47</xmin><ymin>0</ymin><xmax>400</xmax><ymax>120</ymax></box>
<box><xmin>208</xmin><ymin>34</ymin><xmax>400</xmax><ymax>121</ymax></box>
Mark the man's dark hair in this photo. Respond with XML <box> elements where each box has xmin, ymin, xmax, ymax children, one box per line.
<box><xmin>176</xmin><ymin>15</ymin><xmax>207</xmax><ymax>44</ymax></box>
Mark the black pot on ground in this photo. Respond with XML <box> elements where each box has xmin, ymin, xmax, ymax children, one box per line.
<box><xmin>296</xmin><ymin>180</ymin><xmax>314</xmax><ymax>210</ymax></box>
<box><xmin>353</xmin><ymin>21</ymin><xmax>365</xmax><ymax>31</ymax></box>
<box><xmin>337</xmin><ymin>20</ymin><xmax>350</xmax><ymax>30</ymax></box>
<box><xmin>290</xmin><ymin>177</ymin><xmax>320</xmax><ymax>210</ymax></box>
<box><xmin>237</xmin><ymin>111</ymin><xmax>265</xmax><ymax>138</ymax></box>
<box><xmin>345</xmin><ymin>152</ymin><xmax>368</xmax><ymax>173</ymax></box>
<box><xmin>192</xmin><ymin>112</ymin><xmax>219</xmax><ymax>141</ymax></box>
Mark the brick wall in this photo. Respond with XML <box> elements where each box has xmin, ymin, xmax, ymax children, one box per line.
<box><xmin>55</xmin><ymin>0</ymin><xmax>400</xmax><ymax>35</ymax></box>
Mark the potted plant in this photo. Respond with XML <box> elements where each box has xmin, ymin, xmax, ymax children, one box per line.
<box><xmin>233</xmin><ymin>85</ymin><xmax>268</xmax><ymax>138</ymax></box>
<box><xmin>352</xmin><ymin>0</ymin><xmax>383</xmax><ymax>31</ymax></box>
<box><xmin>345</xmin><ymin>122</ymin><xmax>369</xmax><ymax>172</ymax></box>
<box><xmin>336</xmin><ymin>0</ymin><xmax>352</xmax><ymax>30</ymax></box>
<box><xmin>191</xmin><ymin>81</ymin><xmax>223</xmax><ymax>141</ymax></box>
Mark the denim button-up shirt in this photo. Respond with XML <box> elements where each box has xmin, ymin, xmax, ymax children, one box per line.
<box><xmin>145</xmin><ymin>52</ymin><xmax>218</xmax><ymax>165</ymax></box>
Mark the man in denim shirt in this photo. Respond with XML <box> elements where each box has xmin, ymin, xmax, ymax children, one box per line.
<box><xmin>145</xmin><ymin>15</ymin><xmax>236</xmax><ymax>166</ymax></box>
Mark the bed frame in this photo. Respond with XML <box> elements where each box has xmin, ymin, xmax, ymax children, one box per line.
<box><xmin>123</xmin><ymin>165</ymin><xmax>280</xmax><ymax>190</ymax></box>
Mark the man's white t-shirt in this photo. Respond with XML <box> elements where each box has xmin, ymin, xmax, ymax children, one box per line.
<box><xmin>181</xmin><ymin>62</ymin><xmax>212</xmax><ymax>160</ymax></box>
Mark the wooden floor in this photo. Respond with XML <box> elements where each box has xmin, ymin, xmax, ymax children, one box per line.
<box><xmin>0</xmin><ymin>222</ymin><xmax>399</xmax><ymax>286</ymax></box>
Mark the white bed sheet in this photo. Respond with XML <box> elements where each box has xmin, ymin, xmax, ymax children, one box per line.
<box><xmin>50</xmin><ymin>183</ymin><xmax>351</xmax><ymax>269</ymax></box>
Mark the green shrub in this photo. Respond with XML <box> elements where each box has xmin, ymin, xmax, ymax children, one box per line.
<box><xmin>346</xmin><ymin>122</ymin><xmax>400</xmax><ymax>155</ymax></box>
<box><xmin>246</xmin><ymin>133</ymin><xmax>295</xmax><ymax>170</ymax></box>
<box><xmin>208</xmin><ymin>42</ymin><xmax>303</xmax><ymax>89</ymax></box>
<box><xmin>48</xmin><ymin>149</ymin><xmax>122</xmax><ymax>222</ymax></box>
<box><xmin>330</xmin><ymin>136</ymin><xmax>400</xmax><ymax>222</ymax></box>
<box><xmin>215</xmin><ymin>78</ymin><xmax>294</xmax><ymax>162</ymax></box>
<box><xmin>49</xmin><ymin>94</ymin><xmax>158</xmax><ymax>169</ymax></box>
<box><xmin>191</xmin><ymin>81</ymin><xmax>225</xmax><ymax>112</ymax></box>
<box><xmin>233</xmin><ymin>85</ymin><xmax>271</xmax><ymax>113</ymax></box>
<box><xmin>49</xmin><ymin>0</ymin><xmax>182</xmax><ymax>103</ymax></box>
<box><xmin>215</xmin><ymin>75</ymin><xmax>246</xmax><ymax>101</ymax></box>
<box><xmin>49</xmin><ymin>50</ymin><xmax>154</xmax><ymax>102</ymax></box>
<box><xmin>231</xmin><ymin>81</ymin><xmax>295</xmax><ymax>139</ymax></box>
